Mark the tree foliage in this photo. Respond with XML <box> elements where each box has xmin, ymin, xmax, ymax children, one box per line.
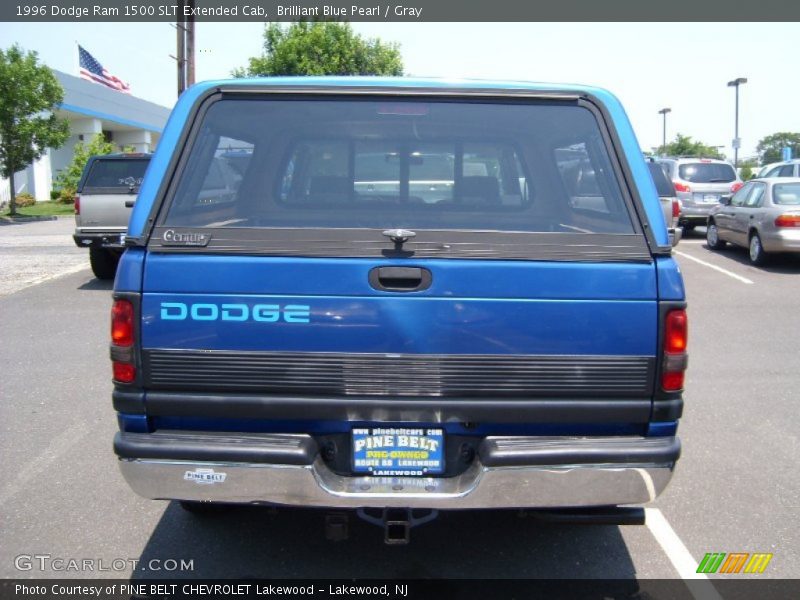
<box><xmin>233</xmin><ymin>22</ymin><xmax>403</xmax><ymax>77</ymax></box>
<box><xmin>53</xmin><ymin>133</ymin><xmax>116</xmax><ymax>202</ymax></box>
<box><xmin>657</xmin><ymin>134</ymin><xmax>723</xmax><ymax>159</ymax></box>
<box><xmin>756</xmin><ymin>132</ymin><xmax>800</xmax><ymax>165</ymax></box>
<box><xmin>0</xmin><ymin>44</ymin><xmax>69</xmax><ymax>215</ymax></box>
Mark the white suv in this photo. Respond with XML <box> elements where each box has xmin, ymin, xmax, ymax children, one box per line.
<box><xmin>656</xmin><ymin>157</ymin><xmax>743</xmax><ymax>231</ymax></box>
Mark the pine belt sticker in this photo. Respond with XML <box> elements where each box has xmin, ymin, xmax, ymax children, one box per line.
<box><xmin>184</xmin><ymin>468</ymin><xmax>227</xmax><ymax>485</ymax></box>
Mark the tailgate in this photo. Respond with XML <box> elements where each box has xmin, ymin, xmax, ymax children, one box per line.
<box><xmin>78</xmin><ymin>192</ymin><xmax>134</xmax><ymax>230</ymax></box>
<box><xmin>141</xmin><ymin>254</ymin><xmax>657</xmax><ymax>398</ymax></box>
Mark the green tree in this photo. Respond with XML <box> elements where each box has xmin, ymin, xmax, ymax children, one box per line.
<box><xmin>756</xmin><ymin>132</ymin><xmax>800</xmax><ymax>165</ymax></box>
<box><xmin>737</xmin><ymin>157</ymin><xmax>759</xmax><ymax>169</ymax></box>
<box><xmin>233</xmin><ymin>22</ymin><xmax>403</xmax><ymax>77</ymax></box>
<box><xmin>657</xmin><ymin>134</ymin><xmax>724</xmax><ymax>159</ymax></box>
<box><xmin>53</xmin><ymin>133</ymin><xmax>115</xmax><ymax>202</ymax></box>
<box><xmin>0</xmin><ymin>44</ymin><xmax>69</xmax><ymax>215</ymax></box>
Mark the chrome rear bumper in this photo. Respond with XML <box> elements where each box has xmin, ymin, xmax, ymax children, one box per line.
<box><xmin>117</xmin><ymin>433</ymin><xmax>678</xmax><ymax>510</ymax></box>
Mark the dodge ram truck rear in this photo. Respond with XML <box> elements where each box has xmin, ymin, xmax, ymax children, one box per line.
<box><xmin>112</xmin><ymin>78</ymin><xmax>686</xmax><ymax>539</ymax></box>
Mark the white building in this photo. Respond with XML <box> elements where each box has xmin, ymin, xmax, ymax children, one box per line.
<box><xmin>1</xmin><ymin>70</ymin><xmax>171</xmax><ymax>204</ymax></box>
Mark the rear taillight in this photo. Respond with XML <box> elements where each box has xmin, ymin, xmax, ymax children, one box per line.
<box><xmin>74</xmin><ymin>195</ymin><xmax>80</xmax><ymax>215</ymax></box>
<box><xmin>112</xmin><ymin>362</ymin><xmax>136</xmax><ymax>383</ymax></box>
<box><xmin>111</xmin><ymin>300</ymin><xmax>134</xmax><ymax>346</ymax></box>
<box><xmin>731</xmin><ymin>182</ymin><xmax>744</xmax><ymax>193</ymax></box>
<box><xmin>672</xmin><ymin>198</ymin><xmax>681</xmax><ymax>218</ymax></box>
<box><xmin>775</xmin><ymin>213</ymin><xmax>800</xmax><ymax>228</ymax></box>
<box><xmin>673</xmin><ymin>182</ymin><xmax>692</xmax><ymax>193</ymax></box>
<box><xmin>111</xmin><ymin>299</ymin><xmax>136</xmax><ymax>383</ymax></box>
<box><xmin>662</xmin><ymin>309</ymin><xmax>688</xmax><ymax>392</ymax></box>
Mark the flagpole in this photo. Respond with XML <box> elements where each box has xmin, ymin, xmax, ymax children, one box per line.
<box><xmin>74</xmin><ymin>40</ymin><xmax>79</xmax><ymax>76</ymax></box>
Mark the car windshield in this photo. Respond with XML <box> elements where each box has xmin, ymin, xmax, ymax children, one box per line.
<box><xmin>772</xmin><ymin>183</ymin><xmax>800</xmax><ymax>205</ymax></box>
<box><xmin>82</xmin><ymin>158</ymin><xmax>150</xmax><ymax>192</ymax></box>
<box><xmin>677</xmin><ymin>162</ymin><xmax>736</xmax><ymax>183</ymax></box>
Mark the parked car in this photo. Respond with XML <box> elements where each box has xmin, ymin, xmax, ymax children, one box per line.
<box><xmin>707</xmin><ymin>177</ymin><xmax>800</xmax><ymax>265</ymax></box>
<box><xmin>73</xmin><ymin>153</ymin><xmax>151</xmax><ymax>279</ymax></box>
<box><xmin>111</xmin><ymin>78</ymin><xmax>686</xmax><ymax>542</ymax></box>
<box><xmin>757</xmin><ymin>159</ymin><xmax>800</xmax><ymax>179</ymax></box>
<box><xmin>646</xmin><ymin>159</ymin><xmax>682</xmax><ymax>246</ymax></box>
<box><xmin>656</xmin><ymin>157</ymin><xmax>742</xmax><ymax>232</ymax></box>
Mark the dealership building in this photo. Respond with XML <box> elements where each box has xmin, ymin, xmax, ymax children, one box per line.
<box><xmin>1</xmin><ymin>70</ymin><xmax>171</xmax><ymax>204</ymax></box>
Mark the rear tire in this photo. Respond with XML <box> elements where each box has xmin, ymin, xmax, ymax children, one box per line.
<box><xmin>89</xmin><ymin>247</ymin><xmax>119</xmax><ymax>280</ymax></box>
<box><xmin>749</xmin><ymin>232</ymin><xmax>768</xmax><ymax>266</ymax></box>
<box><xmin>682</xmin><ymin>223</ymin><xmax>695</xmax><ymax>233</ymax></box>
<box><xmin>706</xmin><ymin>222</ymin><xmax>726</xmax><ymax>250</ymax></box>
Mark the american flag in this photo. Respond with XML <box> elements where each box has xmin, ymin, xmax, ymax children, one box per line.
<box><xmin>78</xmin><ymin>45</ymin><xmax>131</xmax><ymax>94</ymax></box>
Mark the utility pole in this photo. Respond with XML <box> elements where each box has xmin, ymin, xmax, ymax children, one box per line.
<box><xmin>186</xmin><ymin>0</ymin><xmax>195</xmax><ymax>88</ymax></box>
<box><xmin>175</xmin><ymin>18</ymin><xmax>186</xmax><ymax>96</ymax></box>
<box><xmin>172</xmin><ymin>0</ymin><xmax>195</xmax><ymax>97</ymax></box>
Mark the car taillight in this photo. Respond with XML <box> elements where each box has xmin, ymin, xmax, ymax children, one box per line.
<box><xmin>731</xmin><ymin>182</ymin><xmax>744</xmax><ymax>193</ymax></box>
<box><xmin>111</xmin><ymin>298</ymin><xmax>137</xmax><ymax>383</ymax></box>
<box><xmin>662</xmin><ymin>309</ymin><xmax>688</xmax><ymax>392</ymax></box>
<box><xmin>672</xmin><ymin>198</ymin><xmax>681</xmax><ymax>218</ymax></box>
<box><xmin>775</xmin><ymin>213</ymin><xmax>800</xmax><ymax>228</ymax></box>
<box><xmin>674</xmin><ymin>182</ymin><xmax>692</xmax><ymax>193</ymax></box>
<box><xmin>111</xmin><ymin>300</ymin><xmax>134</xmax><ymax>346</ymax></box>
<box><xmin>112</xmin><ymin>361</ymin><xmax>136</xmax><ymax>383</ymax></box>
<box><xmin>74</xmin><ymin>195</ymin><xmax>80</xmax><ymax>215</ymax></box>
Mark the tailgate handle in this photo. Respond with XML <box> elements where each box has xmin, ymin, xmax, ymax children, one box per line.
<box><xmin>369</xmin><ymin>266</ymin><xmax>432</xmax><ymax>292</ymax></box>
<box><xmin>125</xmin><ymin>200</ymin><xmax>135</xmax><ymax>208</ymax></box>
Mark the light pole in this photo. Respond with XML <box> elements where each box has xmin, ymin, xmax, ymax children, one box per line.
<box><xmin>658</xmin><ymin>108</ymin><xmax>671</xmax><ymax>156</ymax></box>
<box><xmin>727</xmin><ymin>77</ymin><xmax>747</xmax><ymax>168</ymax></box>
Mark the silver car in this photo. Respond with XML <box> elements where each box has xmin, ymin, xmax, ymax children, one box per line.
<box><xmin>757</xmin><ymin>159</ymin><xmax>800</xmax><ymax>178</ymax></box>
<box><xmin>657</xmin><ymin>157</ymin><xmax>742</xmax><ymax>231</ymax></box>
<box><xmin>707</xmin><ymin>177</ymin><xmax>800</xmax><ymax>265</ymax></box>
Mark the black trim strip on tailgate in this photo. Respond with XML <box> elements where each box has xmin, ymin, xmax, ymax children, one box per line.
<box><xmin>144</xmin><ymin>393</ymin><xmax>654</xmax><ymax>424</ymax></box>
<box><xmin>143</xmin><ymin>350</ymin><xmax>656</xmax><ymax>398</ymax></box>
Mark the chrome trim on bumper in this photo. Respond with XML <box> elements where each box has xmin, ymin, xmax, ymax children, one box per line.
<box><xmin>118</xmin><ymin>457</ymin><xmax>674</xmax><ymax>509</ymax></box>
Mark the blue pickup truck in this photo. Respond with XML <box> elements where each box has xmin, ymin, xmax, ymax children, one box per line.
<box><xmin>111</xmin><ymin>78</ymin><xmax>687</xmax><ymax>543</ymax></box>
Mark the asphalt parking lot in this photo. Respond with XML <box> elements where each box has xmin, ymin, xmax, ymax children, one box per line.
<box><xmin>0</xmin><ymin>220</ymin><xmax>797</xmax><ymax>585</ymax></box>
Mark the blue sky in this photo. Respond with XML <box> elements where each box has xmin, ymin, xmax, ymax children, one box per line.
<box><xmin>1</xmin><ymin>22</ymin><xmax>798</xmax><ymax>159</ymax></box>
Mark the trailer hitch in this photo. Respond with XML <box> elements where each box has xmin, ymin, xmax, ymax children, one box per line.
<box><xmin>356</xmin><ymin>508</ymin><xmax>439</xmax><ymax>544</ymax></box>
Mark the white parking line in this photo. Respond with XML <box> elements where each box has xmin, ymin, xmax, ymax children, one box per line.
<box><xmin>674</xmin><ymin>250</ymin><xmax>754</xmax><ymax>285</ymax></box>
<box><xmin>645</xmin><ymin>508</ymin><xmax>724</xmax><ymax>600</ymax></box>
